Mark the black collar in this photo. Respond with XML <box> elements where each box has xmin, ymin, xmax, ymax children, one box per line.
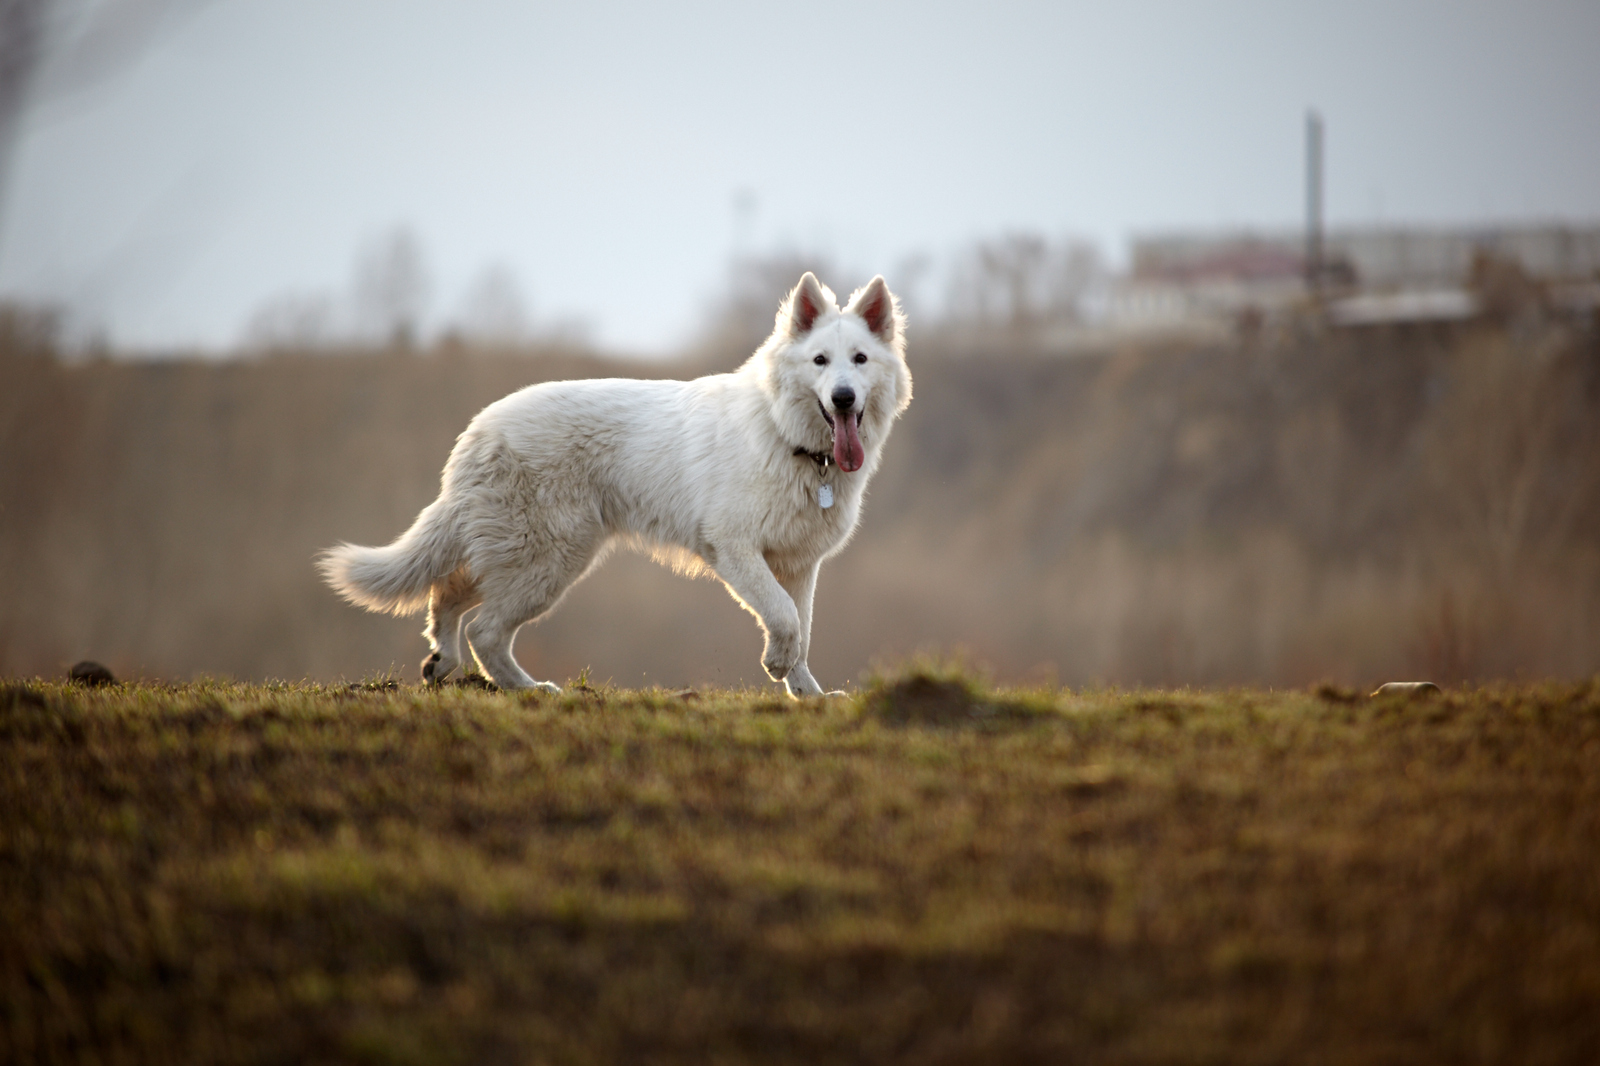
<box><xmin>792</xmin><ymin>445</ymin><xmax>833</xmax><ymax>470</ymax></box>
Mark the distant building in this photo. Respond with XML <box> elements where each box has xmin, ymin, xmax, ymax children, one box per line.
<box><xmin>1101</xmin><ymin>223</ymin><xmax>1600</xmax><ymax>335</ymax></box>
<box><xmin>1131</xmin><ymin>223</ymin><xmax>1600</xmax><ymax>289</ymax></box>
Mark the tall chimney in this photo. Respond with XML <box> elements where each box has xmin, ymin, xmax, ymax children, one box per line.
<box><xmin>1306</xmin><ymin>110</ymin><xmax>1324</xmax><ymax>298</ymax></box>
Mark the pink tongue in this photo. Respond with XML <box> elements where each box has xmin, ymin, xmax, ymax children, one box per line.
<box><xmin>833</xmin><ymin>412</ymin><xmax>865</xmax><ymax>472</ymax></box>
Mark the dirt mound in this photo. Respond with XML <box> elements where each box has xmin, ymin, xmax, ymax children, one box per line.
<box><xmin>865</xmin><ymin>672</ymin><xmax>1042</xmax><ymax>729</ymax></box>
<box><xmin>69</xmin><ymin>661</ymin><xmax>116</xmax><ymax>687</ymax></box>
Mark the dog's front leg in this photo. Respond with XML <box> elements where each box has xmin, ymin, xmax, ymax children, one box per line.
<box><xmin>713</xmin><ymin>550</ymin><xmax>803</xmax><ymax>684</ymax></box>
<box><xmin>777</xmin><ymin>565</ymin><xmax>829</xmax><ymax>698</ymax></box>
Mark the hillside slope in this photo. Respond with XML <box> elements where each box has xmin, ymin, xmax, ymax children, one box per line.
<box><xmin>4</xmin><ymin>675</ymin><xmax>1598</xmax><ymax>1063</ymax></box>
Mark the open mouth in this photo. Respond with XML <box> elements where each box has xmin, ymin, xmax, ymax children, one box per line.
<box><xmin>817</xmin><ymin>399</ymin><xmax>865</xmax><ymax>473</ymax></box>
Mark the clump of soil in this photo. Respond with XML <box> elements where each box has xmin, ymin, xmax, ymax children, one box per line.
<box><xmin>69</xmin><ymin>661</ymin><xmax>116</xmax><ymax>687</ymax></box>
<box><xmin>865</xmin><ymin>670</ymin><xmax>1040</xmax><ymax>728</ymax></box>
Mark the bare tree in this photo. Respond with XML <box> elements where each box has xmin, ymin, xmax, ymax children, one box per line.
<box><xmin>0</xmin><ymin>0</ymin><xmax>51</xmax><ymax>208</ymax></box>
<box><xmin>240</xmin><ymin>289</ymin><xmax>338</xmax><ymax>352</ymax></box>
<box><xmin>945</xmin><ymin>232</ymin><xmax>1103</xmax><ymax>340</ymax></box>
<box><xmin>454</xmin><ymin>262</ymin><xmax>532</xmax><ymax>346</ymax></box>
<box><xmin>0</xmin><ymin>0</ymin><xmax>210</xmax><ymax>247</ymax></box>
<box><xmin>695</xmin><ymin>248</ymin><xmax>856</xmax><ymax>365</ymax></box>
<box><xmin>351</xmin><ymin>226</ymin><xmax>431</xmax><ymax>348</ymax></box>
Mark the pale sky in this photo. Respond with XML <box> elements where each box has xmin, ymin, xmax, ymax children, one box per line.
<box><xmin>1</xmin><ymin>0</ymin><xmax>1597</xmax><ymax>355</ymax></box>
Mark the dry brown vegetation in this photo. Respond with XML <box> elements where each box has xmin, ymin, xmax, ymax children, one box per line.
<box><xmin>4</xmin><ymin>671</ymin><xmax>1599</xmax><ymax>1064</ymax></box>
<box><xmin>1</xmin><ymin>312</ymin><xmax>1598</xmax><ymax>688</ymax></box>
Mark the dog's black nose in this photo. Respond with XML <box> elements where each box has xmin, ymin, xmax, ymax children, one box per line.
<box><xmin>831</xmin><ymin>385</ymin><xmax>856</xmax><ymax>411</ymax></box>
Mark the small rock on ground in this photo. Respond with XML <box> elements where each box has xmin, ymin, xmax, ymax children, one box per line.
<box><xmin>1371</xmin><ymin>681</ymin><xmax>1441</xmax><ymax>698</ymax></box>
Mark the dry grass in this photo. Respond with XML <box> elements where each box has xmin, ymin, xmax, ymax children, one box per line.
<box><xmin>4</xmin><ymin>666</ymin><xmax>1599</xmax><ymax>1064</ymax></box>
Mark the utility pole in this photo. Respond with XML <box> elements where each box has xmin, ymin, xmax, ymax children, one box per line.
<box><xmin>1305</xmin><ymin>110</ymin><xmax>1324</xmax><ymax>300</ymax></box>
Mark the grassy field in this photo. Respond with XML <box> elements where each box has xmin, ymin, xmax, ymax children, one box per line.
<box><xmin>3</xmin><ymin>667</ymin><xmax>1599</xmax><ymax>1064</ymax></box>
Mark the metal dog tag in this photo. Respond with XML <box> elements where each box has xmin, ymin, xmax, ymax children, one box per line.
<box><xmin>817</xmin><ymin>484</ymin><xmax>834</xmax><ymax>509</ymax></box>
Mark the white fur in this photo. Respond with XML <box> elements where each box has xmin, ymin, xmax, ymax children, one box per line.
<box><xmin>319</xmin><ymin>273</ymin><xmax>911</xmax><ymax>696</ymax></box>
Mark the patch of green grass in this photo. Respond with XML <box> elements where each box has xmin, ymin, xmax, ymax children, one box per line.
<box><xmin>2</xmin><ymin>670</ymin><xmax>1599</xmax><ymax>1063</ymax></box>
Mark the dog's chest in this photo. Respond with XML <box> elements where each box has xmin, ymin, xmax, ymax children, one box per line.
<box><xmin>764</xmin><ymin>477</ymin><xmax>857</xmax><ymax>557</ymax></box>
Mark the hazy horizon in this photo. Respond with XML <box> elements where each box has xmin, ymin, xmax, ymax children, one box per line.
<box><xmin>2</xmin><ymin>0</ymin><xmax>1597</xmax><ymax>355</ymax></box>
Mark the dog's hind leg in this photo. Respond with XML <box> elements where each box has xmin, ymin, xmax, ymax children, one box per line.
<box><xmin>422</xmin><ymin>567</ymin><xmax>481</xmax><ymax>684</ymax></box>
<box><xmin>463</xmin><ymin>528</ymin><xmax>605</xmax><ymax>693</ymax></box>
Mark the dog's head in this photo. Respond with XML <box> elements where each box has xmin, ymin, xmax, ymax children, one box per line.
<box><xmin>757</xmin><ymin>272</ymin><xmax>911</xmax><ymax>474</ymax></box>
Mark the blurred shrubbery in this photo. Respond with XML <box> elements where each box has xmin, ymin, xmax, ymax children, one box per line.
<box><xmin>2</xmin><ymin>281</ymin><xmax>1597</xmax><ymax>687</ymax></box>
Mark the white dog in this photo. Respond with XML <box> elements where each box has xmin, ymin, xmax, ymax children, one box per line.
<box><xmin>319</xmin><ymin>273</ymin><xmax>910</xmax><ymax>696</ymax></box>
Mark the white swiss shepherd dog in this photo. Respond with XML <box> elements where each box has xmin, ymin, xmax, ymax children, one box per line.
<box><xmin>319</xmin><ymin>273</ymin><xmax>910</xmax><ymax>697</ymax></box>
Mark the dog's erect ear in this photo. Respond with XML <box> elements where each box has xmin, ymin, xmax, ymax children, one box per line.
<box><xmin>847</xmin><ymin>276</ymin><xmax>899</xmax><ymax>344</ymax></box>
<box><xmin>785</xmin><ymin>272</ymin><xmax>828</xmax><ymax>336</ymax></box>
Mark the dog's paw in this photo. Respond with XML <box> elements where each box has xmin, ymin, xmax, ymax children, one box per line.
<box><xmin>532</xmin><ymin>680</ymin><xmax>562</xmax><ymax>695</ymax></box>
<box><xmin>762</xmin><ymin>630</ymin><xmax>801</xmax><ymax>682</ymax></box>
<box><xmin>423</xmin><ymin>652</ymin><xmax>463</xmax><ymax>684</ymax></box>
<box><xmin>783</xmin><ymin>664</ymin><xmax>825</xmax><ymax>698</ymax></box>
<box><xmin>825</xmin><ymin>690</ymin><xmax>849</xmax><ymax>698</ymax></box>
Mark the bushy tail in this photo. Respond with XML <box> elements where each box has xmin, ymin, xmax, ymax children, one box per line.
<box><xmin>317</xmin><ymin>500</ymin><xmax>461</xmax><ymax>615</ymax></box>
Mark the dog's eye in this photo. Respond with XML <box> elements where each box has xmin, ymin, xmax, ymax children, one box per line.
<box><xmin>852</xmin><ymin>352</ymin><xmax>867</xmax><ymax>365</ymax></box>
<box><xmin>813</xmin><ymin>354</ymin><xmax>828</xmax><ymax>366</ymax></box>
